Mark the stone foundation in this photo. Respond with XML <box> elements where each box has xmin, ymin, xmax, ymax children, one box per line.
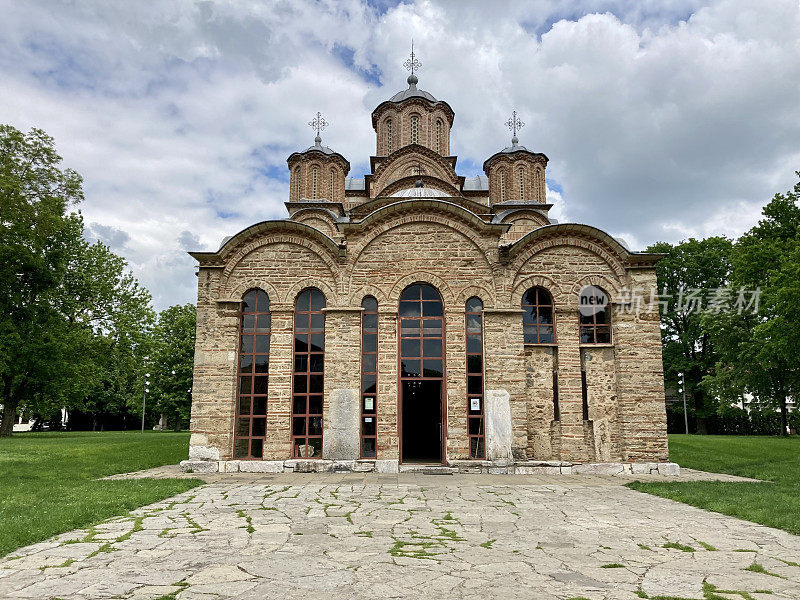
<box><xmin>179</xmin><ymin>458</ymin><xmax>679</xmax><ymax>476</ymax></box>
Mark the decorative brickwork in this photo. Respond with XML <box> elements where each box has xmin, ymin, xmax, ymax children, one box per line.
<box><xmin>187</xmin><ymin>74</ymin><xmax>669</xmax><ymax>471</ymax></box>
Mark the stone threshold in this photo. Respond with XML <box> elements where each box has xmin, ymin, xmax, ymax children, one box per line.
<box><xmin>179</xmin><ymin>458</ymin><xmax>680</xmax><ymax>476</ymax></box>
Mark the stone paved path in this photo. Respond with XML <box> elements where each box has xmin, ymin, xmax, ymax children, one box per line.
<box><xmin>1</xmin><ymin>473</ymin><xmax>798</xmax><ymax>599</ymax></box>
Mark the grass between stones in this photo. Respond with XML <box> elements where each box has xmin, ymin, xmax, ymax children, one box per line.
<box><xmin>0</xmin><ymin>431</ymin><xmax>200</xmax><ymax>557</ymax></box>
<box><xmin>627</xmin><ymin>434</ymin><xmax>800</xmax><ymax>535</ymax></box>
<box><xmin>636</xmin><ymin>580</ymin><xmax>773</xmax><ymax>599</ymax></box>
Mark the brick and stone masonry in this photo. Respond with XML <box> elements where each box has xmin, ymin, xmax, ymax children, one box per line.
<box><xmin>183</xmin><ymin>70</ymin><xmax>675</xmax><ymax>475</ymax></box>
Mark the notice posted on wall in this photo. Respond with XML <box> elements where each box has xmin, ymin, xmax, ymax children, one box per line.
<box><xmin>364</xmin><ymin>397</ymin><xmax>374</xmax><ymax>410</ymax></box>
<box><xmin>470</xmin><ymin>398</ymin><xmax>481</xmax><ymax>411</ymax></box>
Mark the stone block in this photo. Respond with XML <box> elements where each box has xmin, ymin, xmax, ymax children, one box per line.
<box><xmin>572</xmin><ymin>462</ymin><xmax>624</xmax><ymax>475</ymax></box>
<box><xmin>374</xmin><ymin>459</ymin><xmax>399</xmax><ymax>474</ymax></box>
<box><xmin>631</xmin><ymin>462</ymin><xmax>658</xmax><ymax>475</ymax></box>
<box><xmin>179</xmin><ymin>460</ymin><xmax>219</xmax><ymax>474</ymax></box>
<box><xmin>658</xmin><ymin>462</ymin><xmax>680</xmax><ymax>476</ymax></box>
<box><xmin>188</xmin><ymin>444</ymin><xmax>220</xmax><ymax>461</ymax></box>
<box><xmin>221</xmin><ymin>460</ymin><xmax>241</xmax><ymax>473</ymax></box>
<box><xmin>285</xmin><ymin>459</ymin><xmax>333</xmax><ymax>473</ymax></box>
<box><xmin>238</xmin><ymin>461</ymin><xmax>284</xmax><ymax>473</ymax></box>
<box><xmin>515</xmin><ymin>466</ymin><xmax>561</xmax><ymax>475</ymax></box>
<box><xmin>488</xmin><ymin>466</ymin><xmax>509</xmax><ymax>474</ymax></box>
<box><xmin>484</xmin><ymin>389</ymin><xmax>513</xmax><ymax>461</ymax></box>
<box><xmin>560</xmin><ymin>466</ymin><xmax>573</xmax><ymax>474</ymax></box>
<box><xmin>322</xmin><ymin>388</ymin><xmax>360</xmax><ymax>461</ymax></box>
<box><xmin>352</xmin><ymin>461</ymin><xmax>376</xmax><ymax>472</ymax></box>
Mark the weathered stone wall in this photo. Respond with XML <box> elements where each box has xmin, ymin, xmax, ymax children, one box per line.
<box><xmin>188</xmin><ymin>206</ymin><xmax>669</xmax><ymax>467</ymax></box>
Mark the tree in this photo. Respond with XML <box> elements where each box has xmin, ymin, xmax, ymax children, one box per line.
<box><xmin>703</xmin><ymin>174</ymin><xmax>800</xmax><ymax>435</ymax></box>
<box><xmin>0</xmin><ymin>125</ymin><xmax>84</xmax><ymax>436</ymax></box>
<box><xmin>147</xmin><ymin>304</ymin><xmax>196</xmax><ymax>431</ymax></box>
<box><xmin>647</xmin><ymin>237</ymin><xmax>733</xmax><ymax>433</ymax></box>
<box><xmin>0</xmin><ymin>125</ymin><xmax>154</xmax><ymax>435</ymax></box>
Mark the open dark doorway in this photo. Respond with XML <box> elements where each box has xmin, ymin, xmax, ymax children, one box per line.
<box><xmin>399</xmin><ymin>283</ymin><xmax>445</xmax><ymax>464</ymax></box>
<box><xmin>402</xmin><ymin>380</ymin><xmax>442</xmax><ymax>462</ymax></box>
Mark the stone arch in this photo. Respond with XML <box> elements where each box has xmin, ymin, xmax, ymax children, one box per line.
<box><xmin>226</xmin><ymin>278</ymin><xmax>282</xmax><ymax>306</ymax></box>
<box><xmin>348</xmin><ymin>283</ymin><xmax>390</xmax><ymax>307</ymax></box>
<box><xmin>455</xmin><ymin>284</ymin><xmax>496</xmax><ymax>308</ymax></box>
<box><xmin>510</xmin><ymin>274</ymin><xmax>562</xmax><ymax>308</ymax></box>
<box><xmin>388</xmin><ymin>272</ymin><xmax>456</xmax><ymax>307</ymax></box>
<box><xmin>283</xmin><ymin>277</ymin><xmax>338</xmax><ymax>307</ymax></box>
<box><xmin>509</xmin><ymin>227</ymin><xmax>628</xmax><ymax>282</ymax></box>
<box><xmin>370</xmin><ymin>145</ymin><xmax>459</xmax><ymax>197</ymax></box>
<box><xmin>567</xmin><ymin>274</ymin><xmax>622</xmax><ymax>306</ymax></box>
<box><xmin>348</xmin><ymin>201</ymin><xmax>497</xmax><ymax>264</ymax></box>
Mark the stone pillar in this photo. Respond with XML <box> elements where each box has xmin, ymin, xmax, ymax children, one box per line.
<box><xmin>444</xmin><ymin>308</ymin><xmax>467</xmax><ymax>460</ymax></box>
<box><xmin>525</xmin><ymin>346</ymin><xmax>556</xmax><ymax>459</ymax></box>
<box><xmin>188</xmin><ymin>269</ymin><xmax>238</xmax><ymax>461</ymax></box>
<box><xmin>376</xmin><ymin>308</ymin><xmax>399</xmax><ymax>460</ymax></box>
<box><xmin>614</xmin><ymin>289</ymin><xmax>669</xmax><ymax>461</ymax></box>
<box><xmin>483</xmin><ymin>308</ymin><xmax>527</xmax><ymax>460</ymax></box>
<box><xmin>582</xmin><ymin>346</ymin><xmax>620</xmax><ymax>461</ymax></box>
<box><xmin>554</xmin><ymin>307</ymin><xmax>589</xmax><ymax>461</ymax></box>
<box><xmin>322</xmin><ymin>307</ymin><xmax>361</xmax><ymax>460</ymax></box>
<box><xmin>264</xmin><ymin>304</ymin><xmax>293</xmax><ymax>459</ymax></box>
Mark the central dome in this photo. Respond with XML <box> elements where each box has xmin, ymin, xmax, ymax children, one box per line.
<box><xmin>390</xmin><ymin>187</ymin><xmax>448</xmax><ymax>198</ymax></box>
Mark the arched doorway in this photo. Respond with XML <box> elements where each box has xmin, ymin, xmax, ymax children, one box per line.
<box><xmin>399</xmin><ymin>283</ymin><xmax>445</xmax><ymax>463</ymax></box>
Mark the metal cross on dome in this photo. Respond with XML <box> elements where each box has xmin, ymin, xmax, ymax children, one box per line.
<box><xmin>308</xmin><ymin>112</ymin><xmax>328</xmax><ymax>138</ymax></box>
<box><xmin>403</xmin><ymin>40</ymin><xmax>421</xmax><ymax>75</ymax></box>
<box><xmin>505</xmin><ymin>111</ymin><xmax>524</xmax><ymax>139</ymax></box>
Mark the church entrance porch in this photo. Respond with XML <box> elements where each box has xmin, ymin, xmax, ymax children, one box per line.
<box><xmin>398</xmin><ymin>284</ymin><xmax>446</xmax><ymax>465</ymax></box>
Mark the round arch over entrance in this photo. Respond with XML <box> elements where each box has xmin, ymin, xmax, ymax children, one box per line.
<box><xmin>398</xmin><ymin>283</ymin><xmax>445</xmax><ymax>464</ymax></box>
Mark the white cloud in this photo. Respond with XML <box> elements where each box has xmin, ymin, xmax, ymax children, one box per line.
<box><xmin>1</xmin><ymin>0</ymin><xmax>798</xmax><ymax>308</ymax></box>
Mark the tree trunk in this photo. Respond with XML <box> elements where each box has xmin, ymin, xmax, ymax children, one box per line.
<box><xmin>780</xmin><ymin>395</ymin><xmax>789</xmax><ymax>436</ymax></box>
<box><xmin>0</xmin><ymin>376</ymin><xmax>16</xmax><ymax>437</ymax></box>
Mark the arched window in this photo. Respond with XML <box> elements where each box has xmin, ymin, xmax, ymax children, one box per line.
<box><xmin>386</xmin><ymin>118</ymin><xmax>393</xmax><ymax>154</ymax></box>
<box><xmin>522</xmin><ymin>287</ymin><xmax>555</xmax><ymax>344</ymax></box>
<box><xmin>465</xmin><ymin>297</ymin><xmax>484</xmax><ymax>459</ymax></box>
<box><xmin>500</xmin><ymin>170</ymin><xmax>506</xmax><ymax>202</ymax></box>
<box><xmin>579</xmin><ymin>287</ymin><xmax>612</xmax><ymax>344</ymax></box>
<box><xmin>311</xmin><ymin>167</ymin><xmax>318</xmax><ymax>199</ymax></box>
<box><xmin>294</xmin><ymin>167</ymin><xmax>301</xmax><ymax>200</ymax></box>
<box><xmin>329</xmin><ymin>168</ymin><xmax>335</xmax><ymax>201</ymax></box>
<box><xmin>361</xmin><ymin>296</ymin><xmax>378</xmax><ymax>458</ymax></box>
<box><xmin>436</xmin><ymin>119</ymin><xmax>443</xmax><ymax>153</ymax></box>
<box><xmin>534</xmin><ymin>167</ymin><xmax>543</xmax><ymax>202</ymax></box>
<box><xmin>292</xmin><ymin>288</ymin><xmax>326</xmax><ymax>458</ymax></box>
<box><xmin>410</xmin><ymin>115</ymin><xmax>419</xmax><ymax>145</ymax></box>
<box><xmin>235</xmin><ymin>289</ymin><xmax>271</xmax><ymax>459</ymax></box>
<box><xmin>518</xmin><ymin>167</ymin><xmax>525</xmax><ymax>201</ymax></box>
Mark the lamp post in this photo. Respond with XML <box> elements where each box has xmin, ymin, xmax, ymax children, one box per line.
<box><xmin>141</xmin><ymin>369</ymin><xmax>150</xmax><ymax>434</ymax></box>
<box><xmin>678</xmin><ymin>372</ymin><xmax>689</xmax><ymax>434</ymax></box>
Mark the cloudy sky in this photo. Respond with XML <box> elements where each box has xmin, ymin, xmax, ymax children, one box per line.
<box><xmin>2</xmin><ymin>1</ymin><xmax>799</xmax><ymax>309</ymax></box>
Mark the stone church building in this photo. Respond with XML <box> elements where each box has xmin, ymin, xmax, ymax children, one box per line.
<box><xmin>184</xmin><ymin>62</ymin><xmax>673</xmax><ymax>475</ymax></box>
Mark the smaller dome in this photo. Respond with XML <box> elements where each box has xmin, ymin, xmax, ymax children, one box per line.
<box><xmin>390</xmin><ymin>187</ymin><xmax>448</xmax><ymax>198</ymax></box>
<box><xmin>388</xmin><ymin>79</ymin><xmax>438</xmax><ymax>103</ymax></box>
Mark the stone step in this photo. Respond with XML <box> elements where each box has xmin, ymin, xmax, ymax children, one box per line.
<box><xmin>398</xmin><ymin>464</ymin><xmax>457</xmax><ymax>475</ymax></box>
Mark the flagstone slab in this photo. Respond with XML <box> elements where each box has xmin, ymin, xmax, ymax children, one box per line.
<box><xmin>1</xmin><ymin>473</ymin><xmax>798</xmax><ymax>599</ymax></box>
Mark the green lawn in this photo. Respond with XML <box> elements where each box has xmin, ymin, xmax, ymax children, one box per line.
<box><xmin>0</xmin><ymin>431</ymin><xmax>200</xmax><ymax>557</ymax></box>
<box><xmin>629</xmin><ymin>434</ymin><xmax>800</xmax><ymax>535</ymax></box>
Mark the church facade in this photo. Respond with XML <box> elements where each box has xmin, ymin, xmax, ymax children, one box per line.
<box><xmin>184</xmin><ymin>65</ymin><xmax>672</xmax><ymax>475</ymax></box>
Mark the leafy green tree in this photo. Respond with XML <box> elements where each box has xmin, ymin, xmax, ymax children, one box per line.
<box><xmin>0</xmin><ymin>125</ymin><xmax>85</xmax><ymax>436</ymax></box>
<box><xmin>1</xmin><ymin>125</ymin><xmax>154</xmax><ymax>435</ymax></box>
<box><xmin>147</xmin><ymin>304</ymin><xmax>196</xmax><ymax>431</ymax></box>
<box><xmin>703</xmin><ymin>174</ymin><xmax>800</xmax><ymax>434</ymax></box>
<box><xmin>648</xmin><ymin>237</ymin><xmax>733</xmax><ymax>433</ymax></box>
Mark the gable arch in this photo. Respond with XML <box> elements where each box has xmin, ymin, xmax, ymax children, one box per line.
<box><xmin>455</xmin><ymin>284</ymin><xmax>497</xmax><ymax>308</ymax></box>
<box><xmin>283</xmin><ymin>278</ymin><xmax>338</xmax><ymax>307</ymax></box>
<box><xmin>348</xmin><ymin>283</ymin><xmax>390</xmax><ymax>307</ymax></box>
<box><xmin>388</xmin><ymin>272</ymin><xmax>456</xmax><ymax>307</ymax></box>
<box><xmin>510</xmin><ymin>274</ymin><xmax>562</xmax><ymax>308</ymax></box>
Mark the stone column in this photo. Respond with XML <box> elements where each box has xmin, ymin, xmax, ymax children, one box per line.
<box><xmin>322</xmin><ymin>307</ymin><xmax>361</xmax><ymax>460</ymax></box>
<box><xmin>376</xmin><ymin>308</ymin><xmax>399</xmax><ymax>461</ymax></box>
<box><xmin>444</xmin><ymin>308</ymin><xmax>467</xmax><ymax>460</ymax></box>
<box><xmin>554</xmin><ymin>307</ymin><xmax>589</xmax><ymax>461</ymax></box>
<box><xmin>483</xmin><ymin>308</ymin><xmax>526</xmax><ymax>461</ymax></box>
<box><xmin>264</xmin><ymin>304</ymin><xmax>293</xmax><ymax>459</ymax></box>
